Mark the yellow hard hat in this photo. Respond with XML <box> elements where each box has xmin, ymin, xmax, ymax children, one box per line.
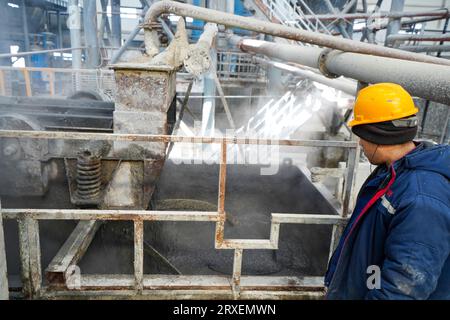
<box><xmin>348</xmin><ymin>83</ymin><xmax>419</xmax><ymax>127</ymax></box>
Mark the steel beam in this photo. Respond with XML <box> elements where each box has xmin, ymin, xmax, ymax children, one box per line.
<box><xmin>134</xmin><ymin>220</ymin><xmax>144</xmax><ymax>293</ymax></box>
<box><xmin>39</xmin><ymin>275</ymin><xmax>325</xmax><ymax>299</ymax></box>
<box><xmin>45</xmin><ymin>221</ymin><xmax>100</xmax><ymax>287</ymax></box>
<box><xmin>110</xmin><ymin>4</ymin><xmax>148</xmax><ymax>64</ymax></box>
<box><xmin>21</xmin><ymin>0</ymin><xmax>31</xmax><ymax>66</ymax></box>
<box><xmin>83</xmin><ymin>0</ymin><xmax>100</xmax><ymax>68</ymax></box>
<box><xmin>18</xmin><ymin>217</ymin><xmax>41</xmax><ymax>299</ymax></box>
<box><xmin>68</xmin><ymin>0</ymin><xmax>82</xmax><ymax>69</ymax></box>
<box><xmin>0</xmin><ymin>129</ymin><xmax>358</xmax><ymax>148</ymax></box>
<box><xmin>0</xmin><ymin>200</ymin><xmax>8</xmax><ymax>300</ymax></box>
<box><xmin>111</xmin><ymin>0</ymin><xmax>122</xmax><ymax>48</ymax></box>
<box><xmin>385</xmin><ymin>0</ymin><xmax>405</xmax><ymax>47</ymax></box>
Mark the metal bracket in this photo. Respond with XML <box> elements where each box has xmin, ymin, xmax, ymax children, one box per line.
<box><xmin>318</xmin><ymin>48</ymin><xmax>339</xmax><ymax>79</ymax></box>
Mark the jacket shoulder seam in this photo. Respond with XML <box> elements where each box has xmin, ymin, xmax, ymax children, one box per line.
<box><xmin>405</xmin><ymin>193</ymin><xmax>450</xmax><ymax>210</ymax></box>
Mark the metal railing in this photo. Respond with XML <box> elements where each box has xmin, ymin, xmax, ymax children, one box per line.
<box><xmin>0</xmin><ymin>66</ymin><xmax>116</xmax><ymax>101</ymax></box>
<box><xmin>253</xmin><ymin>0</ymin><xmax>332</xmax><ymax>36</ymax></box>
<box><xmin>216</xmin><ymin>51</ymin><xmax>267</xmax><ymax>83</ymax></box>
<box><xmin>0</xmin><ymin>51</ymin><xmax>266</xmax><ymax>99</ymax></box>
<box><xmin>0</xmin><ymin>129</ymin><xmax>360</xmax><ymax>299</ymax></box>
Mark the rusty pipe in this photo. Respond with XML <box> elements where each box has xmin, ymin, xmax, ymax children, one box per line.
<box><xmin>387</xmin><ymin>33</ymin><xmax>450</xmax><ymax>46</ymax></box>
<box><xmin>302</xmin><ymin>9</ymin><xmax>450</xmax><ymax>21</ymax></box>
<box><xmin>230</xmin><ymin>36</ymin><xmax>450</xmax><ymax>106</ymax></box>
<box><xmin>142</xmin><ymin>0</ymin><xmax>450</xmax><ymax>67</ymax></box>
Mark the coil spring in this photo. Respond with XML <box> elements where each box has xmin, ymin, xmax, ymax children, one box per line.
<box><xmin>76</xmin><ymin>150</ymin><xmax>101</xmax><ymax>200</ymax></box>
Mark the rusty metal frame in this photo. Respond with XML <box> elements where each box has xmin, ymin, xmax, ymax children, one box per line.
<box><xmin>45</xmin><ymin>221</ymin><xmax>101</xmax><ymax>287</ymax></box>
<box><xmin>0</xmin><ymin>130</ymin><xmax>359</xmax><ymax>299</ymax></box>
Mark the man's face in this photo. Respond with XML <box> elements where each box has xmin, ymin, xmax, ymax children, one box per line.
<box><xmin>359</xmin><ymin>138</ymin><xmax>383</xmax><ymax>165</ymax></box>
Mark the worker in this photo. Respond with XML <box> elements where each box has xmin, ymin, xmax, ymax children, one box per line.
<box><xmin>324</xmin><ymin>83</ymin><xmax>450</xmax><ymax>300</ymax></box>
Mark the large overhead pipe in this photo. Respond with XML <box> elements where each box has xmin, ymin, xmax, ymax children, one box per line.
<box><xmin>229</xmin><ymin>36</ymin><xmax>450</xmax><ymax>106</ymax></box>
<box><xmin>142</xmin><ymin>0</ymin><xmax>450</xmax><ymax>66</ymax></box>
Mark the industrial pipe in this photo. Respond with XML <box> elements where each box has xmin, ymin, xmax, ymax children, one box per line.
<box><xmin>399</xmin><ymin>44</ymin><xmax>450</xmax><ymax>53</ymax></box>
<box><xmin>67</xmin><ymin>0</ymin><xmax>82</xmax><ymax>69</ymax></box>
<box><xmin>387</xmin><ymin>33</ymin><xmax>450</xmax><ymax>45</ymax></box>
<box><xmin>302</xmin><ymin>9</ymin><xmax>450</xmax><ymax>21</ymax></box>
<box><xmin>83</xmin><ymin>0</ymin><xmax>100</xmax><ymax>68</ymax></box>
<box><xmin>229</xmin><ymin>36</ymin><xmax>450</xmax><ymax>106</ymax></box>
<box><xmin>142</xmin><ymin>1</ymin><xmax>450</xmax><ymax>67</ymax></box>
<box><xmin>385</xmin><ymin>0</ymin><xmax>405</xmax><ymax>47</ymax></box>
<box><xmin>0</xmin><ymin>47</ymin><xmax>85</xmax><ymax>59</ymax></box>
<box><xmin>253</xmin><ymin>57</ymin><xmax>357</xmax><ymax>96</ymax></box>
<box><xmin>184</xmin><ymin>23</ymin><xmax>218</xmax><ymax>77</ymax></box>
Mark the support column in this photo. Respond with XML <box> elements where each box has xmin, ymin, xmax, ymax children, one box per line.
<box><xmin>83</xmin><ymin>0</ymin><xmax>100</xmax><ymax>68</ymax></box>
<box><xmin>111</xmin><ymin>0</ymin><xmax>122</xmax><ymax>48</ymax></box>
<box><xmin>57</xmin><ymin>11</ymin><xmax>63</xmax><ymax>49</ymax></box>
<box><xmin>68</xmin><ymin>0</ymin><xmax>82</xmax><ymax>69</ymax></box>
<box><xmin>21</xmin><ymin>0</ymin><xmax>31</xmax><ymax>66</ymax></box>
<box><xmin>385</xmin><ymin>0</ymin><xmax>405</xmax><ymax>46</ymax></box>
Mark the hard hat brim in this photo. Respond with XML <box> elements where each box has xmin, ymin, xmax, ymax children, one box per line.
<box><xmin>347</xmin><ymin>107</ymin><xmax>419</xmax><ymax>127</ymax></box>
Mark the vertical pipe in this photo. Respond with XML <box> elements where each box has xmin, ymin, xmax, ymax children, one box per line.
<box><xmin>57</xmin><ymin>11</ymin><xmax>63</xmax><ymax>49</ymax></box>
<box><xmin>0</xmin><ymin>200</ymin><xmax>9</xmax><ymax>300</ymax></box>
<box><xmin>68</xmin><ymin>0</ymin><xmax>82</xmax><ymax>69</ymax></box>
<box><xmin>226</xmin><ymin>0</ymin><xmax>235</xmax><ymax>14</ymax></box>
<box><xmin>385</xmin><ymin>0</ymin><xmax>405</xmax><ymax>46</ymax></box>
<box><xmin>111</xmin><ymin>0</ymin><xmax>122</xmax><ymax>48</ymax></box>
<box><xmin>83</xmin><ymin>0</ymin><xmax>100</xmax><ymax>68</ymax></box>
<box><xmin>365</xmin><ymin>0</ymin><xmax>384</xmax><ymax>43</ymax></box>
<box><xmin>110</xmin><ymin>5</ymin><xmax>148</xmax><ymax>64</ymax></box>
<box><xmin>329</xmin><ymin>142</ymin><xmax>360</xmax><ymax>255</ymax></box>
<box><xmin>201</xmin><ymin>48</ymin><xmax>217</xmax><ymax>136</ymax></box>
<box><xmin>21</xmin><ymin>0</ymin><xmax>31</xmax><ymax>66</ymax></box>
<box><xmin>420</xmin><ymin>17</ymin><xmax>448</xmax><ymax>136</ymax></box>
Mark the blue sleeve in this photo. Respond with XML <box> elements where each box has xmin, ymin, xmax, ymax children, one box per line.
<box><xmin>365</xmin><ymin>195</ymin><xmax>450</xmax><ymax>300</ymax></box>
